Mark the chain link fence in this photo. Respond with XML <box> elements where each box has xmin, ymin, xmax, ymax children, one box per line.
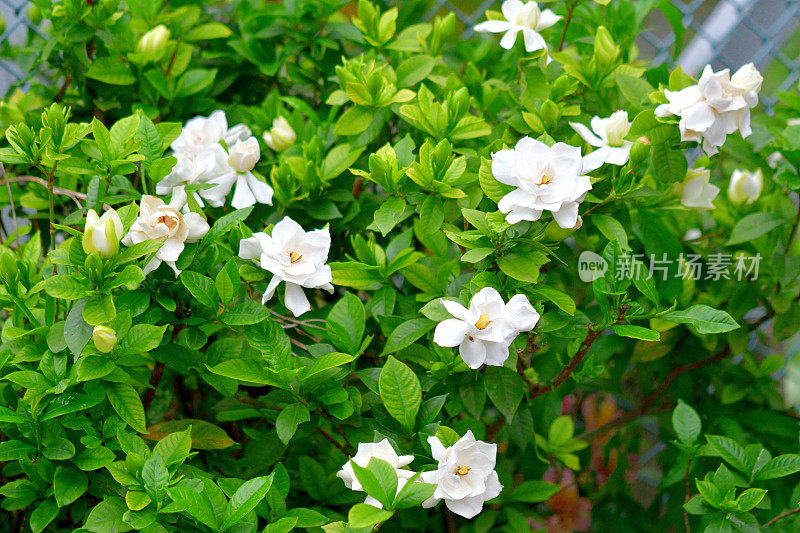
<box><xmin>387</xmin><ymin>0</ymin><xmax>800</xmax><ymax>110</ymax></box>
<box><xmin>0</xmin><ymin>0</ymin><xmax>799</xmax><ymax>109</ymax></box>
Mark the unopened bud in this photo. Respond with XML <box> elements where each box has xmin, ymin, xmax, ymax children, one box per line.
<box><xmin>93</xmin><ymin>325</ymin><xmax>117</xmax><ymax>353</ymax></box>
<box><xmin>82</xmin><ymin>208</ymin><xmax>123</xmax><ymax>258</ymax></box>
<box><xmin>262</xmin><ymin>117</ymin><xmax>296</xmax><ymax>152</ymax></box>
<box><xmin>228</xmin><ymin>137</ymin><xmax>260</xmax><ymax>173</ymax></box>
<box><xmin>629</xmin><ymin>138</ymin><xmax>651</xmax><ymax>164</ymax></box>
<box><xmin>594</xmin><ymin>26</ymin><xmax>620</xmax><ymax>69</ymax></box>
<box><xmin>137</xmin><ymin>25</ymin><xmax>170</xmax><ymax>57</ymax></box>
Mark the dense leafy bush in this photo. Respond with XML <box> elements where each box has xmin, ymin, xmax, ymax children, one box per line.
<box><xmin>2</xmin><ymin>0</ymin><xmax>800</xmax><ymax>531</ymax></box>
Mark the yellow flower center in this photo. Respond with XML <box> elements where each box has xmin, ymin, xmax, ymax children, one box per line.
<box><xmin>475</xmin><ymin>314</ymin><xmax>492</xmax><ymax>330</ymax></box>
<box><xmin>289</xmin><ymin>251</ymin><xmax>302</xmax><ymax>263</ymax></box>
<box><xmin>455</xmin><ymin>465</ymin><xmax>471</xmax><ymax>476</ymax></box>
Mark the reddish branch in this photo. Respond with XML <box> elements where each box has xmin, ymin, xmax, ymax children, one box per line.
<box><xmin>765</xmin><ymin>506</ymin><xmax>800</xmax><ymax>527</ymax></box>
<box><xmin>141</xmin><ymin>362</ymin><xmax>165</xmax><ymax>416</ymax></box>
<box><xmin>577</xmin><ymin>346</ymin><xmax>732</xmax><ymax>442</ymax></box>
<box><xmin>530</xmin><ymin>326</ymin><xmax>602</xmax><ymax>399</ymax></box>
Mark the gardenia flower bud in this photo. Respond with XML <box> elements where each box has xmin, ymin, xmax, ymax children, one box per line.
<box><xmin>728</xmin><ymin>168</ymin><xmax>763</xmax><ymax>205</ymax></box>
<box><xmin>421</xmin><ymin>431</ymin><xmax>502</xmax><ymax>518</ymax></box>
<box><xmin>629</xmin><ymin>137</ymin><xmax>651</xmax><ymax>163</ymax></box>
<box><xmin>228</xmin><ymin>137</ymin><xmax>260</xmax><ymax>173</ymax></box>
<box><xmin>570</xmin><ymin>110</ymin><xmax>632</xmax><ymax>171</ymax></box>
<box><xmin>677</xmin><ymin>168</ymin><xmax>720</xmax><ymax>209</ymax></box>
<box><xmin>137</xmin><ymin>25</ymin><xmax>170</xmax><ymax>56</ymax></box>
<box><xmin>82</xmin><ymin>208</ymin><xmax>123</xmax><ymax>258</ymax></box>
<box><xmin>92</xmin><ymin>325</ymin><xmax>117</xmax><ymax>354</ymax></box>
<box><xmin>262</xmin><ymin>117</ymin><xmax>296</xmax><ymax>152</ymax></box>
<box><xmin>594</xmin><ymin>26</ymin><xmax>619</xmax><ymax>68</ymax></box>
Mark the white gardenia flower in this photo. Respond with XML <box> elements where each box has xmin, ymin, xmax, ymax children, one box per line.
<box><xmin>156</xmin><ymin>148</ymin><xmax>230</xmax><ymax>209</ymax></box>
<box><xmin>433</xmin><ymin>287</ymin><xmax>540</xmax><ymax>369</ymax></box>
<box><xmin>421</xmin><ymin>431</ymin><xmax>502</xmax><ymax>519</ymax></box>
<box><xmin>728</xmin><ymin>168</ymin><xmax>763</xmax><ymax>205</ymax></box>
<box><xmin>122</xmin><ymin>195</ymin><xmax>209</xmax><ymax>275</ymax></box>
<box><xmin>337</xmin><ymin>439</ymin><xmax>415</xmax><ymax>492</ymax></box>
<box><xmin>171</xmin><ymin>110</ymin><xmax>251</xmax><ymax>154</ymax></box>
<box><xmin>490</xmin><ymin>137</ymin><xmax>592</xmax><ymax>228</ymax></box>
<box><xmin>677</xmin><ymin>168</ymin><xmax>720</xmax><ymax>209</ymax></box>
<box><xmin>82</xmin><ymin>208</ymin><xmax>123</xmax><ymax>258</ymax></box>
<box><xmin>263</xmin><ymin>117</ymin><xmax>297</xmax><ymax>152</ymax></box>
<box><xmin>655</xmin><ymin>63</ymin><xmax>762</xmax><ymax>155</ymax></box>
<box><xmin>474</xmin><ymin>0</ymin><xmax>560</xmax><ymax>60</ymax></box>
<box><xmin>570</xmin><ymin>110</ymin><xmax>633</xmax><ymax>172</ymax></box>
<box><xmin>238</xmin><ymin>216</ymin><xmax>333</xmax><ymax>317</ymax></box>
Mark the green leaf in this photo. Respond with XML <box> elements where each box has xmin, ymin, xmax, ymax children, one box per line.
<box><xmin>299</xmin><ymin>352</ymin><xmax>355</xmax><ymax>387</ymax></box>
<box><xmin>43</xmin><ymin>275</ymin><xmax>89</xmax><ymax>299</ymax></box>
<box><xmin>508</xmin><ymin>480</ymin><xmax>561</xmax><ymax>503</ymax></box>
<box><xmin>82</xmin><ymin>293</ymin><xmax>116</xmax><ymax>326</ymax></box>
<box><xmin>180</xmin><ymin>271</ymin><xmax>219</xmax><ymax>310</ymax></box>
<box><xmin>121</xmin><ymin>324</ymin><xmax>167</xmax><ymax>353</ymax></box>
<box><xmin>334</xmin><ymin>106</ymin><xmax>374</xmax><ymax>136</ymax></box>
<box><xmin>351</xmin><ymin>458</ymin><xmax>398</xmax><ymax>509</ymax></box>
<box><xmin>204</xmin><ymin>207</ymin><xmax>253</xmax><ymax>242</ymax></box>
<box><xmin>373</xmin><ymin>196</ymin><xmax>407</xmax><ymax>236</ymax></box>
<box><xmin>379</xmin><ymin>356</ymin><xmax>422</xmax><ymax>430</ymax></box>
<box><xmin>30</xmin><ymin>500</ymin><xmax>59</xmax><ymax>533</ymax></box>
<box><xmin>275</xmin><ymin>404</ymin><xmax>310</xmax><ymax>444</ymax></box>
<box><xmin>664</xmin><ymin>305</ymin><xmax>739</xmax><ymax>334</ymax></box>
<box><xmin>207</xmin><ymin>359</ymin><xmax>282</xmax><ymax>386</ymax></box>
<box><xmin>105</xmin><ymin>382</ymin><xmax>147</xmax><ymax>433</ymax></box>
<box><xmin>0</xmin><ymin>440</ymin><xmax>36</xmax><ymax>461</ymax></box>
<box><xmin>396</xmin><ymin>55</ymin><xmax>435</xmax><ymax>87</ymax></box>
<box><xmin>612</xmin><ymin>324</ymin><xmax>660</xmax><ymax>341</ymax></box>
<box><xmin>381</xmin><ymin>318</ymin><xmax>434</xmax><ymax>355</ymax></box>
<box><xmin>184</xmin><ymin>22</ymin><xmax>232</xmax><ymax>41</ymax></box>
<box><xmin>348</xmin><ymin>503</ymin><xmax>393</xmax><ymax>528</ymax></box>
<box><xmin>755</xmin><ymin>454</ymin><xmax>800</xmax><ymax>480</ymax></box>
<box><xmin>153</xmin><ymin>428</ymin><xmax>192</xmax><ymax>466</ymax></box>
<box><xmin>484</xmin><ymin>366</ymin><xmax>524</xmax><ymax>422</ymax></box>
<box><xmin>392</xmin><ymin>474</ymin><xmax>436</xmax><ymax>509</ymax></box>
<box><xmin>497</xmin><ymin>252</ymin><xmax>549</xmax><ymax>283</ymax></box>
<box><xmin>142</xmin><ymin>454</ymin><xmax>169</xmax><ymax>506</ymax></box>
<box><xmin>221</xmin><ymin>475</ymin><xmax>274</xmax><ymax>530</ymax></box>
<box><xmin>706</xmin><ymin>435</ymin><xmax>752</xmax><ymax>474</ymax></box>
<box><xmin>672</xmin><ymin>399</ymin><xmax>701</xmax><ymax>445</ymax></box>
<box><xmin>145</xmin><ymin>419</ymin><xmax>235</xmax><ymax>450</ymax></box>
<box><xmin>84</xmin><ymin>497</ymin><xmax>132</xmax><ymax>533</ymax></box>
<box><xmin>54</xmin><ymin>466</ymin><xmax>88</xmax><ymax>507</ymax></box>
<box><xmin>327</xmin><ymin>292</ymin><xmax>366</xmax><ymax>354</ymax></box>
<box><xmin>724</xmin><ymin>212</ymin><xmax>786</xmax><ymax>246</ymax></box>
<box><xmin>86</xmin><ymin>58</ymin><xmax>136</xmax><ymax>85</ymax></box>
<box><xmin>548</xmin><ymin>415</ymin><xmax>574</xmax><ymax>446</ymax></box>
<box><xmin>593</xmin><ymin>214</ymin><xmax>630</xmax><ymax>250</ymax></box>
<box><xmin>735</xmin><ymin>488</ymin><xmax>767</xmax><ymax>511</ymax></box>
<box><xmin>220</xmin><ymin>301</ymin><xmax>269</xmax><ymax>326</ymax></box>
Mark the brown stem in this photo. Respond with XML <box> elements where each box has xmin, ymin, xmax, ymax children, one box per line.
<box><xmin>765</xmin><ymin>506</ymin><xmax>800</xmax><ymax>527</ymax></box>
<box><xmin>444</xmin><ymin>508</ymin><xmax>457</xmax><ymax>533</ymax></box>
<box><xmin>530</xmin><ymin>325</ymin><xmax>602</xmax><ymax>399</ymax></box>
<box><xmin>684</xmin><ymin>457</ymin><xmax>693</xmax><ymax>533</ymax></box>
<box><xmin>1</xmin><ymin>176</ymin><xmax>96</xmax><ymax>208</ymax></box>
<box><xmin>315</xmin><ymin>427</ymin><xmax>349</xmax><ymax>456</ymax></box>
<box><xmin>577</xmin><ymin>346</ymin><xmax>731</xmax><ymax>441</ymax></box>
<box><xmin>558</xmin><ymin>0</ymin><xmax>578</xmax><ymax>51</ymax></box>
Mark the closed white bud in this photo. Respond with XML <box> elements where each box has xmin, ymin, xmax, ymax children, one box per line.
<box><xmin>728</xmin><ymin>168</ymin><xmax>763</xmax><ymax>205</ymax></box>
<box><xmin>262</xmin><ymin>117</ymin><xmax>296</xmax><ymax>152</ymax></box>
<box><xmin>136</xmin><ymin>25</ymin><xmax>170</xmax><ymax>56</ymax></box>
<box><xmin>82</xmin><ymin>208</ymin><xmax>123</xmax><ymax>258</ymax></box>
<box><xmin>227</xmin><ymin>137</ymin><xmax>260</xmax><ymax>173</ymax></box>
<box><xmin>93</xmin><ymin>325</ymin><xmax>117</xmax><ymax>354</ymax></box>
